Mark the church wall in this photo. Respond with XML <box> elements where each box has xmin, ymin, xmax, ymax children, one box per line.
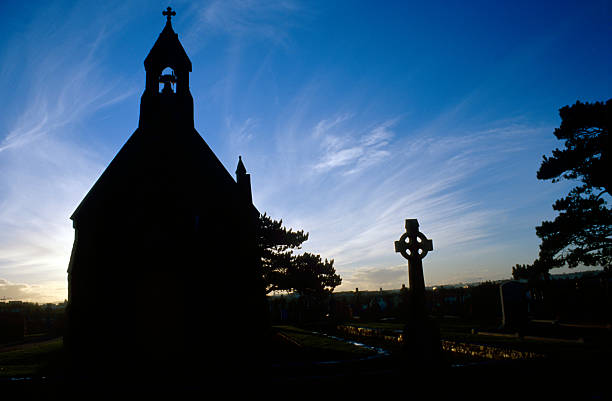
<box><xmin>67</xmin><ymin>172</ymin><xmax>264</xmax><ymax>373</ymax></box>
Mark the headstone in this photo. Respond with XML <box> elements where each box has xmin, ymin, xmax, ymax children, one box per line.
<box><xmin>500</xmin><ymin>280</ymin><xmax>528</xmax><ymax>332</ymax></box>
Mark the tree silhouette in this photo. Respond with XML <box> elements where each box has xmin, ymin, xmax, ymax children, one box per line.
<box><xmin>257</xmin><ymin>213</ymin><xmax>341</xmax><ymax>294</ymax></box>
<box><xmin>534</xmin><ymin>99</ymin><xmax>611</xmax><ymax>273</ymax></box>
<box><xmin>289</xmin><ymin>252</ymin><xmax>341</xmax><ymax>296</ymax></box>
<box><xmin>511</xmin><ymin>263</ymin><xmax>532</xmax><ymax>280</ymax></box>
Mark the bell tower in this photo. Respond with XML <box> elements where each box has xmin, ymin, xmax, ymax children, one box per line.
<box><xmin>139</xmin><ymin>7</ymin><xmax>194</xmax><ymax>130</ymax></box>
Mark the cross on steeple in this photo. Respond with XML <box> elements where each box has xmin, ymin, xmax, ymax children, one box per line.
<box><xmin>163</xmin><ymin>7</ymin><xmax>176</xmax><ymax>23</ymax></box>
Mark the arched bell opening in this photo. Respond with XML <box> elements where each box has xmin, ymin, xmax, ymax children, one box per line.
<box><xmin>159</xmin><ymin>67</ymin><xmax>176</xmax><ymax>94</ymax></box>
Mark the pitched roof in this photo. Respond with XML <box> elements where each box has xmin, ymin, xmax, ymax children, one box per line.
<box><xmin>144</xmin><ymin>20</ymin><xmax>191</xmax><ymax>73</ymax></box>
<box><xmin>70</xmin><ymin>125</ymin><xmax>241</xmax><ymax>223</ymax></box>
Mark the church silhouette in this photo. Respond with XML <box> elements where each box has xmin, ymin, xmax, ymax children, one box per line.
<box><xmin>65</xmin><ymin>8</ymin><xmax>268</xmax><ymax>382</ymax></box>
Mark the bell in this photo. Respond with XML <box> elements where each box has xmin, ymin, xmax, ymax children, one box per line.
<box><xmin>162</xmin><ymin>81</ymin><xmax>173</xmax><ymax>94</ymax></box>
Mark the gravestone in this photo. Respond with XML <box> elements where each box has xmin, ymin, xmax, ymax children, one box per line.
<box><xmin>394</xmin><ymin>219</ymin><xmax>442</xmax><ymax>366</ymax></box>
<box><xmin>500</xmin><ymin>280</ymin><xmax>528</xmax><ymax>332</ymax></box>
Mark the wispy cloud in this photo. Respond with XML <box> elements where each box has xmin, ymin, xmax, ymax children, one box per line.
<box><xmin>225</xmin><ymin>116</ymin><xmax>258</xmax><ymax>148</ymax></box>
<box><xmin>248</xmin><ymin>89</ymin><xmax>546</xmax><ymax>291</ymax></box>
<box><xmin>311</xmin><ymin>113</ymin><xmax>353</xmax><ymax>139</ymax></box>
<box><xmin>0</xmin><ymin>2</ymin><xmax>135</xmax><ymax>302</ymax></box>
<box><xmin>1</xmin><ymin>5</ymin><xmax>136</xmax><ymax>153</ymax></box>
<box><xmin>184</xmin><ymin>0</ymin><xmax>304</xmax><ymax>50</ymax></box>
<box><xmin>0</xmin><ymin>278</ymin><xmax>66</xmax><ymax>303</ymax></box>
<box><xmin>340</xmin><ymin>265</ymin><xmax>407</xmax><ymax>292</ymax></box>
<box><xmin>313</xmin><ymin>118</ymin><xmax>394</xmax><ymax>176</ymax></box>
<box><xmin>0</xmin><ymin>134</ymin><xmax>103</xmax><ymax>302</ymax></box>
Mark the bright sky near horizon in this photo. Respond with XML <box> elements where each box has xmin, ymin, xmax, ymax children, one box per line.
<box><xmin>0</xmin><ymin>1</ymin><xmax>610</xmax><ymax>303</ymax></box>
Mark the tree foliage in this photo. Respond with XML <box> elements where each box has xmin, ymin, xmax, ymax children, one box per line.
<box><xmin>534</xmin><ymin>99</ymin><xmax>611</xmax><ymax>272</ymax></box>
<box><xmin>511</xmin><ymin>264</ymin><xmax>531</xmax><ymax>280</ymax></box>
<box><xmin>511</xmin><ymin>262</ymin><xmax>549</xmax><ymax>281</ymax></box>
<box><xmin>256</xmin><ymin>213</ymin><xmax>342</xmax><ymax>295</ymax></box>
<box><xmin>289</xmin><ymin>253</ymin><xmax>342</xmax><ymax>296</ymax></box>
<box><xmin>537</xmin><ymin>99</ymin><xmax>610</xmax><ymax>193</ymax></box>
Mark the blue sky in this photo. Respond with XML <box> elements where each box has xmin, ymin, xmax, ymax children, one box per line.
<box><xmin>0</xmin><ymin>1</ymin><xmax>610</xmax><ymax>302</ymax></box>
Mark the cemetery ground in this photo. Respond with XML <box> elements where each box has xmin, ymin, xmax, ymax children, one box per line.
<box><xmin>0</xmin><ymin>317</ymin><xmax>610</xmax><ymax>398</ymax></box>
<box><xmin>269</xmin><ymin>318</ymin><xmax>611</xmax><ymax>397</ymax></box>
<box><xmin>0</xmin><ymin>335</ymin><xmax>63</xmax><ymax>378</ymax></box>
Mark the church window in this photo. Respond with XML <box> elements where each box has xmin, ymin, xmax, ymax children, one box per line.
<box><xmin>159</xmin><ymin>67</ymin><xmax>176</xmax><ymax>93</ymax></box>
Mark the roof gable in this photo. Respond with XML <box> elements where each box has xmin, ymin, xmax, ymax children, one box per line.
<box><xmin>71</xmin><ymin>128</ymin><xmax>239</xmax><ymax>223</ymax></box>
<box><xmin>144</xmin><ymin>21</ymin><xmax>192</xmax><ymax>73</ymax></box>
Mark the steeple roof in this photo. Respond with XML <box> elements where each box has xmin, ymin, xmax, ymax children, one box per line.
<box><xmin>236</xmin><ymin>156</ymin><xmax>247</xmax><ymax>176</ymax></box>
<box><xmin>144</xmin><ymin>8</ymin><xmax>191</xmax><ymax>73</ymax></box>
<box><xmin>71</xmin><ymin>9</ymin><xmax>238</xmax><ymax>223</ymax></box>
<box><xmin>70</xmin><ymin>8</ymin><xmax>259</xmax><ymax>224</ymax></box>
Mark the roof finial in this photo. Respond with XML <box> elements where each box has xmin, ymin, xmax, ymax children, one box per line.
<box><xmin>236</xmin><ymin>155</ymin><xmax>247</xmax><ymax>176</ymax></box>
<box><xmin>163</xmin><ymin>7</ymin><xmax>176</xmax><ymax>23</ymax></box>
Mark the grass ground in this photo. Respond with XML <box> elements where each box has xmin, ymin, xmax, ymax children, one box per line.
<box><xmin>272</xmin><ymin>325</ymin><xmax>377</xmax><ymax>358</ymax></box>
<box><xmin>1</xmin><ymin>318</ymin><xmax>609</xmax><ymax>384</ymax></box>
<box><xmin>0</xmin><ymin>337</ymin><xmax>64</xmax><ymax>378</ymax></box>
<box><xmin>0</xmin><ymin>328</ymin><xmax>377</xmax><ymax>379</ymax></box>
<box><xmin>331</xmin><ymin>316</ymin><xmax>612</xmax><ymax>363</ymax></box>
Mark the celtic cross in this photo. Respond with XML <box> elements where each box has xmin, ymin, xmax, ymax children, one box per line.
<box><xmin>395</xmin><ymin>219</ymin><xmax>433</xmax><ymax>261</ymax></box>
<box><xmin>395</xmin><ymin>219</ymin><xmax>433</xmax><ymax>316</ymax></box>
<box><xmin>163</xmin><ymin>7</ymin><xmax>176</xmax><ymax>23</ymax></box>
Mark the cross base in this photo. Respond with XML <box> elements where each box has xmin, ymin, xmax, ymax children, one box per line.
<box><xmin>402</xmin><ymin>316</ymin><xmax>443</xmax><ymax>367</ymax></box>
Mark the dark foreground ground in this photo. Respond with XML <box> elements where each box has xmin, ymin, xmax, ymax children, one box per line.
<box><xmin>1</xmin><ymin>353</ymin><xmax>608</xmax><ymax>400</ymax></box>
<box><xmin>264</xmin><ymin>328</ymin><xmax>610</xmax><ymax>400</ymax></box>
<box><xmin>0</xmin><ymin>326</ymin><xmax>609</xmax><ymax>400</ymax></box>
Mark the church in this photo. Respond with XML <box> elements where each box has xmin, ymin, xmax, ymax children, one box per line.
<box><xmin>65</xmin><ymin>8</ymin><xmax>267</xmax><ymax>379</ymax></box>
